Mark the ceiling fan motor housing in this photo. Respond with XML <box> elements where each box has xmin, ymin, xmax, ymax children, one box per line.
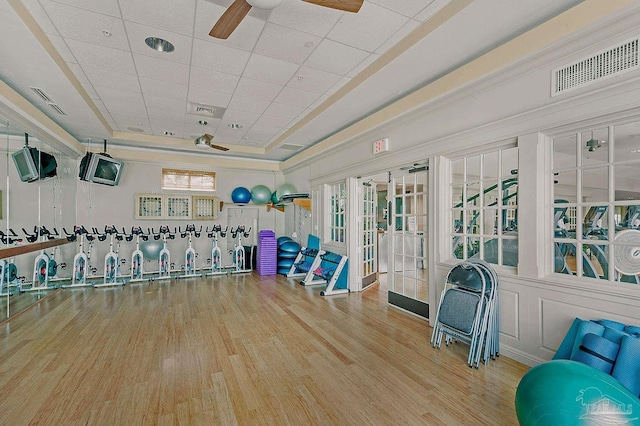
<box><xmin>247</xmin><ymin>0</ymin><xmax>283</xmax><ymax>9</ymax></box>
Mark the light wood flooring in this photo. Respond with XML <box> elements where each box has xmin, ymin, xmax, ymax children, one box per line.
<box><xmin>0</xmin><ymin>273</ymin><xmax>529</xmax><ymax>425</ymax></box>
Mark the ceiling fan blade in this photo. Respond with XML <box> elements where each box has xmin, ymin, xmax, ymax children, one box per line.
<box><xmin>209</xmin><ymin>0</ymin><xmax>252</xmax><ymax>39</ymax></box>
<box><xmin>302</xmin><ymin>0</ymin><xmax>363</xmax><ymax>13</ymax></box>
<box><xmin>209</xmin><ymin>144</ymin><xmax>230</xmax><ymax>152</ymax></box>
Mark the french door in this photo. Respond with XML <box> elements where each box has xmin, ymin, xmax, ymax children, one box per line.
<box><xmin>360</xmin><ymin>181</ymin><xmax>377</xmax><ymax>289</ymax></box>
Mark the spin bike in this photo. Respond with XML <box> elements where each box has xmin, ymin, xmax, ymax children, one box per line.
<box><xmin>23</xmin><ymin>226</ymin><xmax>66</xmax><ymax>291</ymax></box>
<box><xmin>153</xmin><ymin>226</ymin><xmax>175</xmax><ymax>280</ymax></box>
<box><xmin>178</xmin><ymin>224</ymin><xmax>202</xmax><ymax>279</ymax></box>
<box><xmin>62</xmin><ymin>226</ymin><xmax>93</xmax><ymax>288</ymax></box>
<box><xmin>129</xmin><ymin>226</ymin><xmax>148</xmax><ymax>283</ymax></box>
<box><xmin>206</xmin><ymin>225</ymin><xmax>227</xmax><ymax>276</ymax></box>
<box><xmin>0</xmin><ymin>229</ymin><xmax>22</xmax><ymax>295</ymax></box>
<box><xmin>229</xmin><ymin>225</ymin><xmax>252</xmax><ymax>274</ymax></box>
<box><xmin>94</xmin><ymin>225</ymin><xmax>125</xmax><ymax>288</ymax></box>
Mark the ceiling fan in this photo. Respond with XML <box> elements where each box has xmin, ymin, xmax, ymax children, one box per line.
<box><xmin>209</xmin><ymin>0</ymin><xmax>364</xmax><ymax>39</ymax></box>
<box><xmin>194</xmin><ymin>121</ymin><xmax>229</xmax><ymax>151</ymax></box>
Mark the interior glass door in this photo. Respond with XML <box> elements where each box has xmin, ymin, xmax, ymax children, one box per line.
<box><xmin>361</xmin><ymin>181</ymin><xmax>377</xmax><ymax>289</ymax></box>
<box><xmin>388</xmin><ymin>169</ymin><xmax>429</xmax><ymax>318</ymax></box>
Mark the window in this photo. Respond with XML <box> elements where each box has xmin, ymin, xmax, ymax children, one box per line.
<box><xmin>327</xmin><ymin>182</ymin><xmax>346</xmax><ymax>243</ymax></box>
<box><xmin>451</xmin><ymin>147</ymin><xmax>519</xmax><ymax>266</ymax></box>
<box><xmin>162</xmin><ymin>168</ymin><xmax>216</xmax><ymax>191</ymax></box>
<box><xmin>553</xmin><ymin>124</ymin><xmax>640</xmax><ymax>284</ymax></box>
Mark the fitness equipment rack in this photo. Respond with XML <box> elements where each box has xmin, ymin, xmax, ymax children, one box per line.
<box><xmin>287</xmin><ymin>235</ymin><xmax>322</xmax><ymax>279</ymax></box>
<box><xmin>129</xmin><ymin>226</ymin><xmax>148</xmax><ymax>283</ymax></box>
<box><xmin>206</xmin><ymin>225</ymin><xmax>227</xmax><ymax>276</ymax></box>
<box><xmin>229</xmin><ymin>225</ymin><xmax>251</xmax><ymax>274</ymax></box>
<box><xmin>94</xmin><ymin>225</ymin><xmax>125</xmax><ymax>288</ymax></box>
<box><xmin>299</xmin><ymin>251</ymin><xmax>349</xmax><ymax>296</ymax></box>
<box><xmin>62</xmin><ymin>226</ymin><xmax>93</xmax><ymax>288</ymax></box>
<box><xmin>24</xmin><ymin>226</ymin><xmax>66</xmax><ymax>292</ymax></box>
<box><xmin>0</xmin><ymin>229</ymin><xmax>22</xmax><ymax>295</ymax></box>
<box><xmin>153</xmin><ymin>226</ymin><xmax>175</xmax><ymax>280</ymax></box>
<box><xmin>178</xmin><ymin>224</ymin><xmax>202</xmax><ymax>279</ymax></box>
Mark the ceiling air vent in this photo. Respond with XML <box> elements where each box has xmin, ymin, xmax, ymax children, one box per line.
<box><xmin>187</xmin><ymin>102</ymin><xmax>226</xmax><ymax>119</ymax></box>
<box><xmin>29</xmin><ymin>86</ymin><xmax>54</xmax><ymax>103</ymax></box>
<box><xmin>278</xmin><ymin>143</ymin><xmax>303</xmax><ymax>151</ymax></box>
<box><xmin>48</xmin><ymin>103</ymin><xmax>67</xmax><ymax>116</ymax></box>
<box><xmin>552</xmin><ymin>37</ymin><xmax>639</xmax><ymax>96</ymax></box>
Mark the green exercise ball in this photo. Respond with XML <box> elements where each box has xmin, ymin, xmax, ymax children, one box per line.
<box><xmin>251</xmin><ymin>185</ymin><xmax>272</xmax><ymax>205</ymax></box>
<box><xmin>276</xmin><ymin>183</ymin><xmax>297</xmax><ymax>201</ymax></box>
<box><xmin>140</xmin><ymin>240</ymin><xmax>163</xmax><ymax>260</ymax></box>
<box><xmin>271</xmin><ymin>191</ymin><xmax>279</xmax><ymax>204</ymax></box>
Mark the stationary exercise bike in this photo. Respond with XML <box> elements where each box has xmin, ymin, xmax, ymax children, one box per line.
<box><xmin>129</xmin><ymin>226</ymin><xmax>148</xmax><ymax>283</ymax></box>
<box><xmin>62</xmin><ymin>226</ymin><xmax>93</xmax><ymax>288</ymax></box>
<box><xmin>229</xmin><ymin>225</ymin><xmax>251</xmax><ymax>274</ymax></box>
<box><xmin>206</xmin><ymin>225</ymin><xmax>227</xmax><ymax>276</ymax></box>
<box><xmin>94</xmin><ymin>225</ymin><xmax>125</xmax><ymax>288</ymax></box>
<box><xmin>153</xmin><ymin>226</ymin><xmax>175</xmax><ymax>280</ymax></box>
<box><xmin>24</xmin><ymin>226</ymin><xmax>65</xmax><ymax>291</ymax></box>
<box><xmin>179</xmin><ymin>224</ymin><xmax>201</xmax><ymax>279</ymax></box>
<box><xmin>0</xmin><ymin>229</ymin><xmax>22</xmax><ymax>295</ymax></box>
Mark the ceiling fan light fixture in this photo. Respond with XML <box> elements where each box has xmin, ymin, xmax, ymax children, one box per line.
<box><xmin>145</xmin><ymin>37</ymin><xmax>175</xmax><ymax>53</ymax></box>
<box><xmin>194</xmin><ymin>135</ymin><xmax>211</xmax><ymax>149</ymax></box>
<box><xmin>247</xmin><ymin>0</ymin><xmax>283</xmax><ymax>9</ymax></box>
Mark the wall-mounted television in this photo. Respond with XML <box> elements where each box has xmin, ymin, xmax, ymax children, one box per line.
<box><xmin>79</xmin><ymin>152</ymin><xmax>124</xmax><ymax>186</ymax></box>
<box><xmin>11</xmin><ymin>146</ymin><xmax>58</xmax><ymax>182</ymax></box>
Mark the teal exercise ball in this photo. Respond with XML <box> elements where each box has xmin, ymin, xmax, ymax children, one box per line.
<box><xmin>276</xmin><ymin>183</ymin><xmax>297</xmax><ymax>201</ymax></box>
<box><xmin>231</xmin><ymin>186</ymin><xmax>252</xmax><ymax>205</ymax></box>
<box><xmin>251</xmin><ymin>185</ymin><xmax>272</xmax><ymax>205</ymax></box>
<box><xmin>271</xmin><ymin>191</ymin><xmax>279</xmax><ymax>204</ymax></box>
<box><xmin>140</xmin><ymin>240</ymin><xmax>163</xmax><ymax>260</ymax></box>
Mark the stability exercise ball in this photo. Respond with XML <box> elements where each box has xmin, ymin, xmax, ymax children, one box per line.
<box><xmin>251</xmin><ymin>185</ymin><xmax>271</xmax><ymax>205</ymax></box>
<box><xmin>271</xmin><ymin>191</ymin><xmax>279</xmax><ymax>204</ymax></box>
<box><xmin>231</xmin><ymin>186</ymin><xmax>251</xmax><ymax>205</ymax></box>
<box><xmin>276</xmin><ymin>183</ymin><xmax>297</xmax><ymax>201</ymax></box>
<box><xmin>140</xmin><ymin>240</ymin><xmax>163</xmax><ymax>260</ymax></box>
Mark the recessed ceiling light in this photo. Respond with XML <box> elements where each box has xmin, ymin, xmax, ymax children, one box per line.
<box><xmin>198</xmin><ymin>120</ymin><xmax>207</xmax><ymax>126</ymax></box>
<box><xmin>164</xmin><ymin>131</ymin><xmax>174</xmax><ymax>136</ymax></box>
<box><xmin>145</xmin><ymin>37</ymin><xmax>175</xmax><ymax>53</ymax></box>
<box><xmin>127</xmin><ymin>127</ymin><xmax>144</xmax><ymax>133</ymax></box>
<box><xmin>228</xmin><ymin>123</ymin><xmax>242</xmax><ymax>129</ymax></box>
<box><xmin>102</xmin><ymin>30</ymin><xmax>112</xmax><ymax>37</ymax></box>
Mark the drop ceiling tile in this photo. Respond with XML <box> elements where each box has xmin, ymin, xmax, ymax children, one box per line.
<box><xmin>42</xmin><ymin>1</ymin><xmax>129</xmax><ymax>49</ymax></box>
<box><xmin>287</xmin><ymin>66</ymin><xmax>341</xmax><ymax>94</ymax></box>
<box><xmin>263</xmin><ymin>102</ymin><xmax>305</xmax><ymax>120</ymax></box>
<box><xmin>21</xmin><ymin>0</ymin><xmax>59</xmax><ymax>35</ymax></box>
<box><xmin>246</xmin><ymin>123</ymin><xmax>282</xmax><ymax>138</ymax></box>
<box><xmin>220</xmin><ymin>108</ymin><xmax>261</xmax><ymax>128</ymax></box>
<box><xmin>194</xmin><ymin>0</ymin><xmax>264</xmax><ymax>51</ymax></box>
<box><xmin>80</xmin><ymin>82</ymin><xmax>100</xmax><ymax>100</ymax></box>
<box><xmin>254</xmin><ymin>23</ymin><xmax>320</xmax><ymax>64</ymax></box>
<box><xmin>185</xmin><ymin>115</ymin><xmax>220</xmax><ymax>135</ymax></box>
<box><xmin>66</xmin><ymin>62</ymin><xmax>89</xmax><ymax>83</ymax></box>
<box><xmin>188</xmin><ymin>87</ymin><xmax>233</xmax><ymax>108</ymax></box>
<box><xmin>110</xmin><ymin>112</ymin><xmax>150</xmax><ymax>127</ymax></box>
<box><xmin>49</xmin><ymin>0</ymin><xmax>122</xmax><ymax>17</ymax></box>
<box><xmin>65</xmin><ymin>38</ymin><xmax>136</xmax><ymax>74</ymax></box>
<box><xmin>375</xmin><ymin>19</ymin><xmax>421</xmax><ymax>54</ymax></box>
<box><xmin>268</xmin><ymin>0</ymin><xmax>343</xmax><ymax>37</ymax></box>
<box><xmin>97</xmin><ymin>87</ymin><xmax>145</xmax><ymax>109</ymax></box>
<box><xmin>369</xmin><ymin>0</ymin><xmax>434</xmax><ymax>17</ymax></box>
<box><xmin>235</xmin><ymin>78</ymin><xmax>283</xmax><ymax>103</ymax></box>
<box><xmin>347</xmin><ymin>53</ymin><xmax>380</xmax><ymax>78</ymax></box>
<box><xmin>304</xmin><ymin>39</ymin><xmax>369</xmax><ymax>76</ymax></box>
<box><xmin>82</xmin><ymin>65</ymin><xmax>141</xmax><ymax>92</ymax></box>
<box><xmin>139</xmin><ymin>76</ymin><xmax>187</xmax><ymax>100</ymax></box>
<box><xmin>309</xmin><ymin>94</ymin><xmax>328</xmax><ymax>109</ymax></box>
<box><xmin>47</xmin><ymin>34</ymin><xmax>77</xmax><ymax>63</ymax></box>
<box><xmin>273</xmin><ymin>87</ymin><xmax>320</xmax><ymax>109</ymax></box>
<box><xmin>327</xmin><ymin>2</ymin><xmax>408</xmax><ymax>52</ymax></box>
<box><xmin>133</xmin><ymin>54</ymin><xmax>190</xmax><ymax>85</ymax></box>
<box><xmin>149</xmin><ymin>118</ymin><xmax>185</xmax><ymax>135</ymax></box>
<box><xmin>213</xmin><ymin>127</ymin><xmax>244</xmax><ymax>143</ymax></box>
<box><xmin>192</xmin><ymin>38</ymin><xmax>250</xmax><ymax>76</ymax></box>
<box><xmin>189</xmin><ymin>66</ymin><xmax>240</xmax><ymax>94</ymax></box>
<box><xmin>145</xmin><ymin>94</ymin><xmax>187</xmax><ymax>115</ymax></box>
<box><xmin>414</xmin><ymin>0</ymin><xmax>450</xmax><ymax>21</ymax></box>
<box><xmin>254</xmin><ymin>114</ymin><xmax>292</xmax><ymax>129</ymax></box>
<box><xmin>227</xmin><ymin>95</ymin><xmax>270</xmax><ymax>115</ymax></box>
<box><xmin>125</xmin><ymin>21</ymin><xmax>193</xmax><ymax>65</ymax></box>
<box><xmin>244</xmin><ymin>54</ymin><xmax>300</xmax><ymax>86</ymax></box>
<box><xmin>119</xmin><ymin>0</ymin><xmax>196</xmax><ymax>36</ymax></box>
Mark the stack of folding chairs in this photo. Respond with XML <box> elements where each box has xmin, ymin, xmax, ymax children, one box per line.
<box><xmin>430</xmin><ymin>259</ymin><xmax>499</xmax><ymax>368</ymax></box>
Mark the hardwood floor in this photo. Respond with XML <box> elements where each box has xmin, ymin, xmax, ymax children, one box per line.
<box><xmin>0</xmin><ymin>273</ymin><xmax>529</xmax><ymax>425</ymax></box>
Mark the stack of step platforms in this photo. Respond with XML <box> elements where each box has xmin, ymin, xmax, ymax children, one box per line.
<box><xmin>257</xmin><ymin>230</ymin><xmax>277</xmax><ymax>275</ymax></box>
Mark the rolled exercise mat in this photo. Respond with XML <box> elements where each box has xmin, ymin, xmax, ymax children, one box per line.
<box><xmin>568</xmin><ymin>320</ymin><xmax>606</xmax><ymax>360</ymax></box>
<box><xmin>611</xmin><ymin>334</ymin><xmax>640</xmax><ymax>397</ymax></box>
<box><xmin>595</xmin><ymin>319</ymin><xmax>626</xmax><ymax>331</ymax></box>
<box><xmin>570</xmin><ymin>333</ymin><xmax>619</xmax><ymax>374</ymax></box>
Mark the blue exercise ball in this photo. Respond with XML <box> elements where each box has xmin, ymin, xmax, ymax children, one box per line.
<box><xmin>232</xmin><ymin>186</ymin><xmax>252</xmax><ymax>205</ymax></box>
<box><xmin>140</xmin><ymin>240</ymin><xmax>163</xmax><ymax>260</ymax></box>
<box><xmin>251</xmin><ymin>185</ymin><xmax>272</xmax><ymax>205</ymax></box>
<box><xmin>276</xmin><ymin>183</ymin><xmax>297</xmax><ymax>201</ymax></box>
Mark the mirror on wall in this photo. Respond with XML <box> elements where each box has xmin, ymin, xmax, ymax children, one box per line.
<box><xmin>0</xmin><ymin>115</ymin><xmax>77</xmax><ymax>321</ymax></box>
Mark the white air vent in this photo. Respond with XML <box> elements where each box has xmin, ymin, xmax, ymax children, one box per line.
<box><xmin>552</xmin><ymin>37</ymin><xmax>639</xmax><ymax>96</ymax></box>
<box><xmin>278</xmin><ymin>143</ymin><xmax>303</xmax><ymax>151</ymax></box>
<box><xmin>48</xmin><ymin>103</ymin><xmax>67</xmax><ymax>115</ymax></box>
<box><xmin>187</xmin><ymin>102</ymin><xmax>226</xmax><ymax>119</ymax></box>
<box><xmin>29</xmin><ymin>86</ymin><xmax>54</xmax><ymax>103</ymax></box>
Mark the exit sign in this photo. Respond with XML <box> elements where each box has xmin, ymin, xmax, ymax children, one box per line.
<box><xmin>373</xmin><ymin>138</ymin><xmax>389</xmax><ymax>154</ymax></box>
